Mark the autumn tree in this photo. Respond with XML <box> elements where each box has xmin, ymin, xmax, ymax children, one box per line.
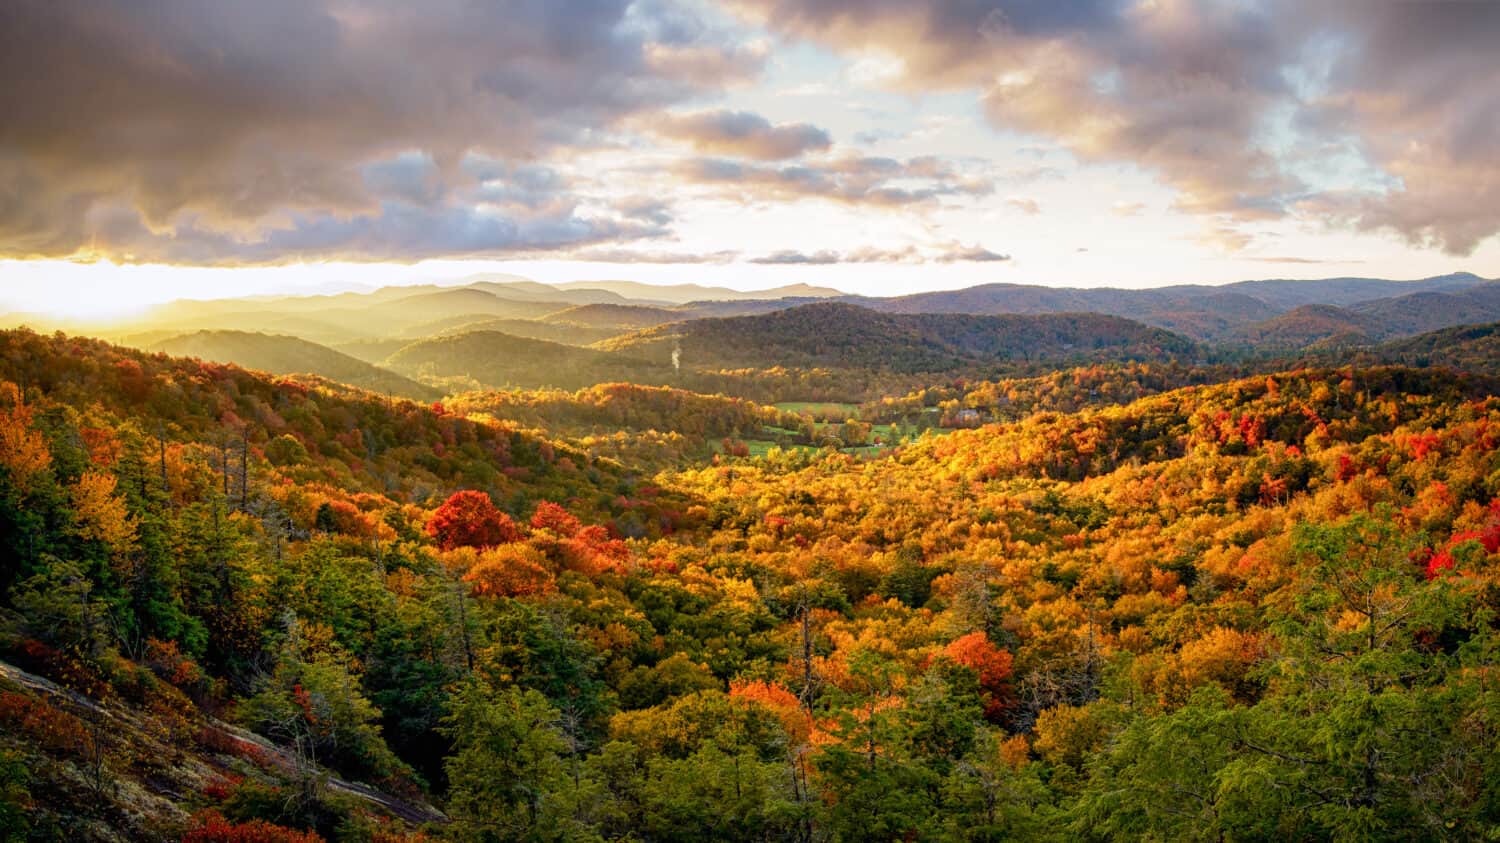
<box><xmin>0</xmin><ymin>382</ymin><xmax>50</xmax><ymax>493</ymax></box>
<box><xmin>425</xmin><ymin>490</ymin><xmax>521</xmax><ymax>551</ymax></box>
<box><xmin>940</xmin><ymin>632</ymin><xmax>1015</xmax><ymax>722</ymax></box>
<box><xmin>464</xmin><ymin>544</ymin><xmax>556</xmax><ymax>599</ymax></box>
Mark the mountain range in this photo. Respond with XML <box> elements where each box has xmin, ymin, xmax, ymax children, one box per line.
<box><xmin>6</xmin><ymin>271</ymin><xmax>1498</xmax><ymax>397</ymax></box>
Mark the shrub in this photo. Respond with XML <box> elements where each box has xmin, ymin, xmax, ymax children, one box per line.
<box><xmin>183</xmin><ymin>811</ymin><xmax>324</xmax><ymax>843</ymax></box>
<box><xmin>0</xmin><ymin>692</ymin><xmax>87</xmax><ymax>756</ymax></box>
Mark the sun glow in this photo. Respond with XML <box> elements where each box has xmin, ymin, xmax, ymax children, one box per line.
<box><xmin>0</xmin><ymin>260</ymin><xmax>395</xmax><ymax>324</ymax></box>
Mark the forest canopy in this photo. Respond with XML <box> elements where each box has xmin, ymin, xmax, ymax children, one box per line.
<box><xmin>4</xmin><ymin>325</ymin><xmax>1500</xmax><ymax>841</ymax></box>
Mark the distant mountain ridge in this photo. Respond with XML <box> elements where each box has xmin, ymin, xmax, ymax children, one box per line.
<box><xmin>1</xmin><ymin>276</ymin><xmax>845</xmax><ymax>342</ymax></box>
<box><xmin>547</xmin><ymin>279</ymin><xmax>845</xmax><ymax>304</ymax></box>
<box><xmin>8</xmin><ymin>273</ymin><xmax>1497</xmax><ymax>396</ymax></box>
<box><xmin>837</xmin><ymin>273</ymin><xmax>1493</xmax><ymax>343</ymax></box>
<box><xmin>603</xmin><ymin>301</ymin><xmax>1197</xmax><ymax>373</ymax></box>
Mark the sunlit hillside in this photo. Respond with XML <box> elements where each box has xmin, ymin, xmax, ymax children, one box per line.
<box><xmin>5</xmin><ymin>1</ymin><xmax>1500</xmax><ymax>840</ymax></box>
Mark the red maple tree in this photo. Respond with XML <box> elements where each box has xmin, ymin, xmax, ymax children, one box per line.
<box><xmin>426</xmin><ymin>490</ymin><xmax>521</xmax><ymax>550</ymax></box>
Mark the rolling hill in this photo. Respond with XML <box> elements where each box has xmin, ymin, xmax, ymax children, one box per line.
<box><xmin>16</xmin><ymin>275</ymin><xmax>1500</xmax><ymax>383</ymax></box>
<box><xmin>548</xmin><ymin>280</ymin><xmax>844</xmax><ymax>304</ymax></box>
<box><xmin>540</xmin><ymin>303</ymin><xmax>684</xmax><ymax>331</ymax></box>
<box><xmin>1228</xmin><ymin>304</ymin><xmax>1384</xmax><ymax>349</ymax></box>
<box><xmin>431</xmin><ymin>317</ymin><xmax>625</xmax><ymax>346</ymax></box>
<box><xmin>149</xmin><ymin>330</ymin><xmax>439</xmax><ymax>400</ymax></box>
<box><xmin>602</xmin><ymin>302</ymin><xmax>1197</xmax><ymax>373</ymax></box>
<box><xmin>1349</xmin><ymin>282</ymin><xmax>1500</xmax><ymax>337</ymax></box>
<box><xmin>1369</xmin><ymin>321</ymin><xmax>1500</xmax><ymax>371</ymax></box>
<box><xmin>384</xmin><ymin>330</ymin><xmax>672</xmax><ymax>391</ymax></box>
<box><xmin>351</xmin><ymin>288</ymin><xmax>567</xmax><ymax>326</ymax></box>
<box><xmin>852</xmin><ymin>273</ymin><xmax>1493</xmax><ymax>343</ymax></box>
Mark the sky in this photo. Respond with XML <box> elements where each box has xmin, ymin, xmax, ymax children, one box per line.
<box><xmin>2</xmin><ymin>0</ymin><xmax>1499</xmax><ymax>318</ymax></box>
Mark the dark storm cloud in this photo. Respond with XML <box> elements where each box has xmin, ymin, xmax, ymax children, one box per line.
<box><xmin>733</xmin><ymin>0</ymin><xmax>1500</xmax><ymax>255</ymax></box>
<box><xmin>0</xmin><ymin>0</ymin><xmax>758</xmax><ymax>262</ymax></box>
<box><xmin>653</xmin><ymin>110</ymin><xmax>832</xmax><ymax>160</ymax></box>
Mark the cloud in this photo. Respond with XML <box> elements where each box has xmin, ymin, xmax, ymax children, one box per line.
<box><xmin>751</xmin><ymin>249</ymin><xmax>844</xmax><ymax>265</ymax></box>
<box><xmin>652</xmin><ymin>110</ymin><xmax>832</xmax><ymax>160</ymax></box>
<box><xmin>1245</xmin><ymin>256</ymin><xmax>1364</xmax><ymax>265</ymax></box>
<box><xmin>1006</xmin><ymin>197</ymin><xmax>1041</xmax><ymax>215</ymax></box>
<box><xmin>0</xmin><ymin>0</ymin><xmax>758</xmax><ymax>262</ymax></box>
<box><xmin>1199</xmin><ymin>225</ymin><xmax>1254</xmax><ymax>254</ymax></box>
<box><xmin>566</xmin><ymin>247</ymin><xmax>740</xmax><ymax>264</ymax></box>
<box><xmin>612</xmin><ymin>196</ymin><xmax>677</xmax><ymax>227</ymax></box>
<box><xmin>932</xmin><ymin>242</ymin><xmax>1010</xmax><ymax>263</ymax></box>
<box><xmin>673</xmin><ymin>155</ymin><xmax>993</xmax><ymax>207</ymax></box>
<box><xmin>732</xmin><ymin>0</ymin><xmax>1500</xmax><ymax>255</ymax></box>
<box><xmin>749</xmin><ymin>242</ymin><xmax>1007</xmax><ymax>264</ymax></box>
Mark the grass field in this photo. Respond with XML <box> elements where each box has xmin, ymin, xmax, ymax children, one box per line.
<box><xmin>736</xmin><ymin>438</ymin><xmax>896</xmax><ymax>459</ymax></box>
<box><xmin>774</xmin><ymin>401</ymin><xmax>860</xmax><ymax>420</ymax></box>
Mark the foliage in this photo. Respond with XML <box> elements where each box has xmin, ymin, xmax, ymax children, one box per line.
<box><xmin>183</xmin><ymin>811</ymin><xmax>325</xmax><ymax>843</ymax></box>
<box><xmin>7</xmin><ymin>327</ymin><xmax>1500</xmax><ymax>840</ymax></box>
<box><xmin>426</xmin><ymin>491</ymin><xmax>521</xmax><ymax>551</ymax></box>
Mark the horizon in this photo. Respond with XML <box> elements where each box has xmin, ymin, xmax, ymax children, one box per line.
<box><xmin>2</xmin><ymin>261</ymin><xmax>1491</xmax><ymax>324</ymax></box>
<box><xmin>5</xmin><ymin>1</ymin><xmax>1500</xmax><ymax>319</ymax></box>
<box><xmin>9</xmin><ymin>3</ymin><xmax>1500</xmax><ymax>832</ymax></box>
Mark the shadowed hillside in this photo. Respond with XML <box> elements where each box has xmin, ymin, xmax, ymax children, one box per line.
<box><xmin>149</xmin><ymin>330</ymin><xmax>440</xmax><ymax>400</ymax></box>
<box><xmin>604</xmin><ymin>302</ymin><xmax>1197</xmax><ymax>372</ymax></box>
<box><xmin>385</xmin><ymin>330</ymin><xmax>672</xmax><ymax>391</ymax></box>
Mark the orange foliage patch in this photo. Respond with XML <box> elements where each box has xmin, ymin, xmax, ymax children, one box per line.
<box><xmin>464</xmin><ymin>545</ymin><xmax>557</xmax><ymax>598</ymax></box>
<box><xmin>942</xmin><ymin>632</ymin><xmax>1015</xmax><ymax>720</ymax></box>
<box><xmin>730</xmin><ymin>678</ymin><xmax>812</xmax><ymax>742</ymax></box>
<box><xmin>0</xmin><ymin>381</ymin><xmax>51</xmax><ymax>491</ymax></box>
<box><xmin>184</xmin><ymin>811</ymin><xmax>325</xmax><ymax>843</ymax></box>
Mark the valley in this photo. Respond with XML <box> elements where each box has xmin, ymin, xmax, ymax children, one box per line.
<box><xmin>4</xmin><ymin>271</ymin><xmax>1500</xmax><ymax>840</ymax></box>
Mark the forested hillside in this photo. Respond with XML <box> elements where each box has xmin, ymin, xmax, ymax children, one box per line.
<box><xmin>383</xmin><ymin>331</ymin><xmax>673</xmax><ymax>392</ymax></box>
<box><xmin>6</xmin><ymin>325</ymin><xmax>1500</xmax><ymax>841</ymax></box>
<box><xmin>858</xmin><ymin>273</ymin><xmax>1495</xmax><ymax>342</ymax></box>
<box><xmin>605</xmin><ymin>303</ymin><xmax>1196</xmax><ymax>372</ymax></box>
<box><xmin>149</xmin><ymin>330</ymin><xmax>440</xmax><ymax>401</ymax></box>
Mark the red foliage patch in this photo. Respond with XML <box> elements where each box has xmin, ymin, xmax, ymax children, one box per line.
<box><xmin>201</xmin><ymin>773</ymin><xmax>244</xmax><ymax>803</ymax></box>
<box><xmin>426</xmin><ymin>490</ymin><xmax>522</xmax><ymax>550</ymax></box>
<box><xmin>531</xmin><ymin>501</ymin><xmax>582</xmax><ymax>536</ymax></box>
<box><xmin>1336</xmin><ymin>454</ymin><xmax>1360</xmax><ymax>483</ymax></box>
<box><xmin>183</xmin><ymin>811</ymin><xmax>325</xmax><ymax>843</ymax></box>
<box><xmin>1408</xmin><ymin>431</ymin><xmax>1442</xmax><ymax>460</ymax></box>
<box><xmin>195</xmin><ymin>727</ymin><xmax>272</xmax><ymax>767</ymax></box>
<box><xmin>8</xmin><ymin>638</ymin><xmax>109</xmax><ymax>698</ymax></box>
<box><xmin>0</xmin><ymin>691</ymin><xmax>88</xmax><ymax>756</ymax></box>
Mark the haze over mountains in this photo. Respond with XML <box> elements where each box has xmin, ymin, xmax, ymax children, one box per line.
<box><xmin>149</xmin><ymin>330</ymin><xmax>440</xmax><ymax>401</ymax></box>
<box><xmin>4</xmin><ymin>272</ymin><xmax>1497</xmax><ymax>396</ymax></box>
